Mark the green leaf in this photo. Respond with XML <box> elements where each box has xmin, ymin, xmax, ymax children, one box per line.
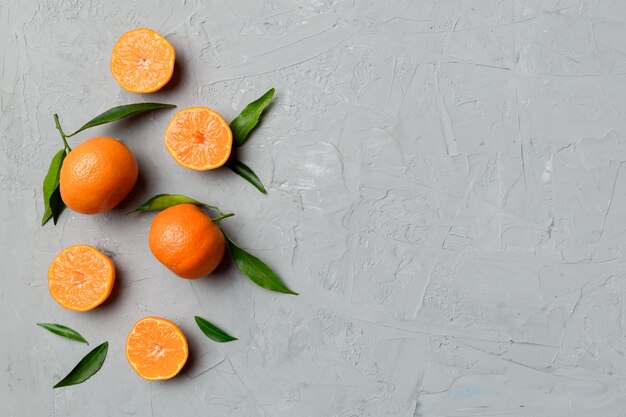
<box><xmin>130</xmin><ymin>193</ymin><xmax>206</xmax><ymax>213</ymax></box>
<box><xmin>67</xmin><ymin>103</ymin><xmax>176</xmax><ymax>137</ymax></box>
<box><xmin>53</xmin><ymin>341</ymin><xmax>108</xmax><ymax>388</ymax></box>
<box><xmin>130</xmin><ymin>194</ymin><xmax>234</xmax><ymax>221</ymax></box>
<box><xmin>230</xmin><ymin>88</ymin><xmax>275</xmax><ymax>147</ymax></box>
<box><xmin>37</xmin><ymin>323</ymin><xmax>88</xmax><ymax>344</ymax></box>
<box><xmin>225</xmin><ymin>234</ymin><xmax>297</xmax><ymax>295</ymax></box>
<box><xmin>41</xmin><ymin>149</ymin><xmax>66</xmax><ymax>226</ymax></box>
<box><xmin>194</xmin><ymin>316</ymin><xmax>238</xmax><ymax>343</ymax></box>
<box><xmin>48</xmin><ymin>187</ymin><xmax>66</xmax><ymax>225</ymax></box>
<box><xmin>227</xmin><ymin>159</ymin><xmax>267</xmax><ymax>194</ymax></box>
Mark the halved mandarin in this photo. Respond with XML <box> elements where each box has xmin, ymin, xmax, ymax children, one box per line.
<box><xmin>164</xmin><ymin>106</ymin><xmax>233</xmax><ymax>171</ymax></box>
<box><xmin>110</xmin><ymin>28</ymin><xmax>175</xmax><ymax>93</ymax></box>
<box><xmin>126</xmin><ymin>317</ymin><xmax>189</xmax><ymax>380</ymax></box>
<box><xmin>48</xmin><ymin>245</ymin><xmax>115</xmax><ymax>312</ymax></box>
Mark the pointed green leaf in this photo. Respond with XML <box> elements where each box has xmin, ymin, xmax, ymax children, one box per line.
<box><xmin>37</xmin><ymin>323</ymin><xmax>88</xmax><ymax>344</ymax></box>
<box><xmin>129</xmin><ymin>193</ymin><xmax>232</xmax><ymax>217</ymax></box>
<box><xmin>53</xmin><ymin>342</ymin><xmax>108</xmax><ymax>388</ymax></box>
<box><xmin>130</xmin><ymin>194</ymin><xmax>206</xmax><ymax>213</ymax></box>
<box><xmin>130</xmin><ymin>194</ymin><xmax>234</xmax><ymax>223</ymax></box>
<box><xmin>227</xmin><ymin>159</ymin><xmax>267</xmax><ymax>194</ymax></box>
<box><xmin>41</xmin><ymin>149</ymin><xmax>66</xmax><ymax>226</ymax></box>
<box><xmin>225</xmin><ymin>234</ymin><xmax>297</xmax><ymax>295</ymax></box>
<box><xmin>230</xmin><ymin>88</ymin><xmax>275</xmax><ymax>147</ymax></box>
<box><xmin>67</xmin><ymin>103</ymin><xmax>176</xmax><ymax>137</ymax></box>
<box><xmin>194</xmin><ymin>316</ymin><xmax>238</xmax><ymax>343</ymax></box>
<box><xmin>48</xmin><ymin>187</ymin><xmax>66</xmax><ymax>225</ymax></box>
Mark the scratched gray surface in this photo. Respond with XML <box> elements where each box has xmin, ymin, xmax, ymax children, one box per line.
<box><xmin>2</xmin><ymin>0</ymin><xmax>626</xmax><ymax>416</ymax></box>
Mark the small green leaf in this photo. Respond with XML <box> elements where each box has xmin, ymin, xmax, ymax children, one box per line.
<box><xmin>130</xmin><ymin>193</ymin><xmax>206</xmax><ymax>213</ymax></box>
<box><xmin>130</xmin><ymin>194</ymin><xmax>234</xmax><ymax>221</ymax></box>
<box><xmin>53</xmin><ymin>341</ymin><xmax>108</xmax><ymax>388</ymax></box>
<box><xmin>225</xmin><ymin>234</ymin><xmax>297</xmax><ymax>295</ymax></box>
<box><xmin>48</xmin><ymin>187</ymin><xmax>66</xmax><ymax>225</ymax></box>
<box><xmin>41</xmin><ymin>149</ymin><xmax>66</xmax><ymax>226</ymax></box>
<box><xmin>230</xmin><ymin>88</ymin><xmax>275</xmax><ymax>147</ymax></box>
<box><xmin>129</xmin><ymin>193</ymin><xmax>233</xmax><ymax>219</ymax></box>
<box><xmin>194</xmin><ymin>316</ymin><xmax>238</xmax><ymax>343</ymax></box>
<box><xmin>227</xmin><ymin>159</ymin><xmax>267</xmax><ymax>194</ymax></box>
<box><xmin>67</xmin><ymin>103</ymin><xmax>176</xmax><ymax>137</ymax></box>
<box><xmin>37</xmin><ymin>323</ymin><xmax>88</xmax><ymax>344</ymax></box>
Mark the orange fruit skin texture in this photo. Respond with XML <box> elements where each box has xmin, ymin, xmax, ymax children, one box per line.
<box><xmin>48</xmin><ymin>245</ymin><xmax>115</xmax><ymax>312</ymax></box>
<box><xmin>149</xmin><ymin>204</ymin><xmax>226</xmax><ymax>279</ymax></box>
<box><xmin>110</xmin><ymin>28</ymin><xmax>175</xmax><ymax>93</ymax></box>
<box><xmin>164</xmin><ymin>107</ymin><xmax>233</xmax><ymax>171</ymax></box>
<box><xmin>60</xmin><ymin>137</ymin><xmax>138</xmax><ymax>215</ymax></box>
<box><xmin>126</xmin><ymin>316</ymin><xmax>188</xmax><ymax>380</ymax></box>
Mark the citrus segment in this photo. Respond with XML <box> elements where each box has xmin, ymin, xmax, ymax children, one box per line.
<box><xmin>126</xmin><ymin>317</ymin><xmax>188</xmax><ymax>380</ymax></box>
<box><xmin>148</xmin><ymin>204</ymin><xmax>226</xmax><ymax>279</ymax></box>
<box><xmin>164</xmin><ymin>107</ymin><xmax>233</xmax><ymax>170</ymax></box>
<box><xmin>110</xmin><ymin>28</ymin><xmax>175</xmax><ymax>93</ymax></box>
<box><xmin>48</xmin><ymin>245</ymin><xmax>115</xmax><ymax>312</ymax></box>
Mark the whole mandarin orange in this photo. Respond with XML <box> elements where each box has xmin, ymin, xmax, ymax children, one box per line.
<box><xmin>148</xmin><ymin>204</ymin><xmax>225</xmax><ymax>279</ymax></box>
<box><xmin>60</xmin><ymin>137</ymin><xmax>138</xmax><ymax>214</ymax></box>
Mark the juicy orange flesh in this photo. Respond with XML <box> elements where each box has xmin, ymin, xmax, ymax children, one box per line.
<box><xmin>48</xmin><ymin>246</ymin><xmax>114</xmax><ymax>311</ymax></box>
<box><xmin>126</xmin><ymin>318</ymin><xmax>188</xmax><ymax>379</ymax></box>
<box><xmin>165</xmin><ymin>107</ymin><xmax>232</xmax><ymax>170</ymax></box>
<box><xmin>111</xmin><ymin>28</ymin><xmax>174</xmax><ymax>92</ymax></box>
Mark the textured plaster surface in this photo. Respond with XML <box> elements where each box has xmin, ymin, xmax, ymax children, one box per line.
<box><xmin>2</xmin><ymin>0</ymin><xmax>626</xmax><ymax>416</ymax></box>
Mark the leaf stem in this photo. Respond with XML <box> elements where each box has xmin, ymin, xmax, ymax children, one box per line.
<box><xmin>204</xmin><ymin>202</ymin><xmax>234</xmax><ymax>222</ymax></box>
<box><xmin>53</xmin><ymin>114</ymin><xmax>72</xmax><ymax>152</ymax></box>
<box><xmin>211</xmin><ymin>213</ymin><xmax>235</xmax><ymax>223</ymax></box>
<box><xmin>203</xmin><ymin>204</ymin><xmax>232</xmax><ymax>218</ymax></box>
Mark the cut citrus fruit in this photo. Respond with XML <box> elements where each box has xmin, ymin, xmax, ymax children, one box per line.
<box><xmin>48</xmin><ymin>245</ymin><xmax>115</xmax><ymax>312</ymax></box>
<box><xmin>149</xmin><ymin>204</ymin><xmax>226</xmax><ymax>279</ymax></box>
<box><xmin>164</xmin><ymin>107</ymin><xmax>233</xmax><ymax>170</ymax></box>
<box><xmin>126</xmin><ymin>316</ymin><xmax>189</xmax><ymax>380</ymax></box>
<box><xmin>110</xmin><ymin>28</ymin><xmax>175</xmax><ymax>93</ymax></box>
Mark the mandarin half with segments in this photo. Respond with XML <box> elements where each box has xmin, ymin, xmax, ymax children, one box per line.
<box><xmin>48</xmin><ymin>245</ymin><xmax>115</xmax><ymax>312</ymax></box>
<box><xmin>126</xmin><ymin>316</ymin><xmax>189</xmax><ymax>380</ymax></box>
<box><xmin>148</xmin><ymin>204</ymin><xmax>226</xmax><ymax>279</ymax></box>
<box><xmin>164</xmin><ymin>106</ymin><xmax>233</xmax><ymax>170</ymax></box>
<box><xmin>60</xmin><ymin>137</ymin><xmax>138</xmax><ymax>214</ymax></box>
<box><xmin>110</xmin><ymin>28</ymin><xmax>175</xmax><ymax>93</ymax></box>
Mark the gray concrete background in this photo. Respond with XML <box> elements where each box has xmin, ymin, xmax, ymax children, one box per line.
<box><xmin>2</xmin><ymin>0</ymin><xmax>626</xmax><ymax>416</ymax></box>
